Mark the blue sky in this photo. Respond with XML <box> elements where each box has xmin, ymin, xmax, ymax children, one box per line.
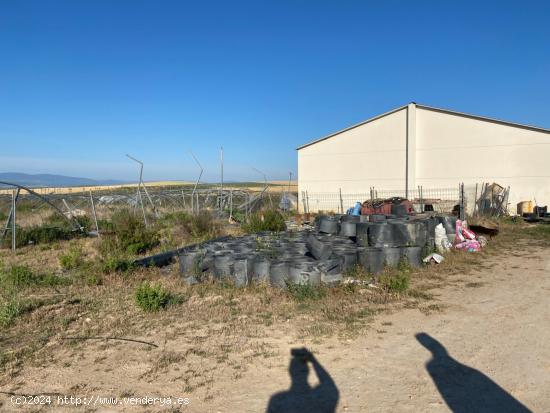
<box><xmin>1</xmin><ymin>1</ymin><xmax>549</xmax><ymax>182</ymax></box>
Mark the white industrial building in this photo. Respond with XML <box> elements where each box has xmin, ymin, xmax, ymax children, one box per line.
<box><xmin>297</xmin><ymin>103</ymin><xmax>550</xmax><ymax>213</ymax></box>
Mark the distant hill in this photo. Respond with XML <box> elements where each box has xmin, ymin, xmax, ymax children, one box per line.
<box><xmin>0</xmin><ymin>172</ymin><xmax>128</xmax><ymax>188</ymax></box>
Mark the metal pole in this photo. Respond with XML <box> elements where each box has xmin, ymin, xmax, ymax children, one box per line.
<box><xmin>89</xmin><ymin>190</ymin><xmax>99</xmax><ymax>236</ymax></box>
<box><xmin>126</xmin><ymin>155</ymin><xmax>148</xmax><ymax>226</ymax></box>
<box><xmin>220</xmin><ymin>147</ymin><xmax>224</xmax><ymax>210</ymax></box>
<box><xmin>473</xmin><ymin>183</ymin><xmax>478</xmax><ymax>217</ymax></box>
<box><xmin>287</xmin><ymin>172</ymin><xmax>292</xmax><ymax>194</ymax></box>
<box><xmin>189</xmin><ymin>151</ymin><xmax>203</xmax><ymax>214</ymax></box>
<box><xmin>1</xmin><ymin>204</ymin><xmax>13</xmax><ymax>242</ymax></box>
<box><xmin>460</xmin><ymin>182</ymin><xmax>465</xmax><ymax>220</ymax></box>
<box><xmin>339</xmin><ymin>188</ymin><xmax>343</xmax><ymax>214</ymax></box>
<box><xmin>305</xmin><ymin>190</ymin><xmax>310</xmax><ymax>214</ymax></box>
<box><xmin>12</xmin><ymin>189</ymin><xmax>16</xmax><ymax>251</ymax></box>
<box><xmin>229</xmin><ymin>189</ymin><xmax>233</xmax><ymax>220</ymax></box>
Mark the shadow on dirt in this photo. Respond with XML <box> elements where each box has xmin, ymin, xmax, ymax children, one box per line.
<box><xmin>266</xmin><ymin>347</ymin><xmax>339</xmax><ymax>413</ymax></box>
<box><xmin>416</xmin><ymin>332</ymin><xmax>532</xmax><ymax>413</ymax></box>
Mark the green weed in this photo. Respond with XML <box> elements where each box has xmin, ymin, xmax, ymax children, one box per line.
<box><xmin>134</xmin><ymin>281</ymin><xmax>171</xmax><ymax>312</ymax></box>
<box><xmin>59</xmin><ymin>245</ymin><xmax>85</xmax><ymax>270</ymax></box>
<box><xmin>243</xmin><ymin>209</ymin><xmax>286</xmax><ymax>233</ymax></box>
<box><xmin>286</xmin><ymin>282</ymin><xmax>327</xmax><ymax>302</ymax></box>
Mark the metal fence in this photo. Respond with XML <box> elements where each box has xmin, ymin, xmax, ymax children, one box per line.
<box><xmin>0</xmin><ymin>183</ymin><xmax>297</xmax><ymax>250</ymax></box>
<box><xmin>300</xmin><ymin>186</ymin><xmax>461</xmax><ymax>214</ymax></box>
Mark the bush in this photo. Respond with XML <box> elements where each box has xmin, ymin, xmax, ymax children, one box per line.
<box><xmin>100</xmin><ymin>254</ymin><xmax>132</xmax><ymax>274</ymax></box>
<box><xmin>1</xmin><ymin>265</ymin><xmax>36</xmax><ymax>287</ymax></box>
<box><xmin>243</xmin><ymin>209</ymin><xmax>286</xmax><ymax>233</ymax></box>
<box><xmin>0</xmin><ymin>265</ymin><xmax>70</xmax><ymax>289</ymax></box>
<box><xmin>163</xmin><ymin>210</ymin><xmax>221</xmax><ymax>240</ymax></box>
<box><xmin>380</xmin><ymin>262</ymin><xmax>411</xmax><ymax>293</ymax></box>
<box><xmin>1</xmin><ymin>225</ymin><xmax>74</xmax><ymax>248</ymax></box>
<box><xmin>135</xmin><ymin>281</ymin><xmax>171</xmax><ymax>312</ymax></box>
<box><xmin>99</xmin><ymin>209</ymin><xmax>159</xmax><ymax>256</ymax></box>
<box><xmin>59</xmin><ymin>245</ymin><xmax>84</xmax><ymax>270</ymax></box>
<box><xmin>0</xmin><ymin>295</ymin><xmax>21</xmax><ymax>327</ymax></box>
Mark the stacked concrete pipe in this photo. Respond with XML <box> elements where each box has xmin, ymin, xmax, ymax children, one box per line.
<box><xmin>177</xmin><ymin>212</ymin><xmax>452</xmax><ymax>288</ymax></box>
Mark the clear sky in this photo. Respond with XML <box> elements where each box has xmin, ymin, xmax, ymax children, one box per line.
<box><xmin>1</xmin><ymin>1</ymin><xmax>549</xmax><ymax>182</ymax></box>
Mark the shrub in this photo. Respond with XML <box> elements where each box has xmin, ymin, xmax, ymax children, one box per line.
<box><xmin>109</xmin><ymin>209</ymin><xmax>159</xmax><ymax>254</ymax></box>
<box><xmin>98</xmin><ymin>209</ymin><xmax>159</xmax><ymax>258</ymax></box>
<box><xmin>1</xmin><ymin>265</ymin><xmax>36</xmax><ymax>287</ymax></box>
<box><xmin>59</xmin><ymin>245</ymin><xmax>84</xmax><ymax>270</ymax></box>
<box><xmin>100</xmin><ymin>254</ymin><xmax>132</xmax><ymax>274</ymax></box>
<box><xmin>0</xmin><ymin>265</ymin><xmax>70</xmax><ymax>289</ymax></box>
<box><xmin>164</xmin><ymin>210</ymin><xmax>221</xmax><ymax>240</ymax></box>
<box><xmin>1</xmin><ymin>225</ymin><xmax>74</xmax><ymax>248</ymax></box>
<box><xmin>243</xmin><ymin>209</ymin><xmax>286</xmax><ymax>233</ymax></box>
<box><xmin>135</xmin><ymin>281</ymin><xmax>171</xmax><ymax>312</ymax></box>
<box><xmin>380</xmin><ymin>262</ymin><xmax>411</xmax><ymax>293</ymax></box>
<box><xmin>0</xmin><ymin>295</ymin><xmax>21</xmax><ymax>327</ymax></box>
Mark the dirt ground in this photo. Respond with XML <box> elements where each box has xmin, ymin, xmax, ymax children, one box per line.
<box><xmin>1</xmin><ymin>243</ymin><xmax>548</xmax><ymax>412</ymax></box>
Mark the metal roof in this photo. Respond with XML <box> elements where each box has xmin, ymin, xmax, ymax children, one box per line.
<box><xmin>296</xmin><ymin>102</ymin><xmax>550</xmax><ymax>150</ymax></box>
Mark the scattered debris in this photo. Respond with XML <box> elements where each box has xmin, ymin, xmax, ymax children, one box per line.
<box><xmin>423</xmin><ymin>253</ymin><xmax>445</xmax><ymax>264</ymax></box>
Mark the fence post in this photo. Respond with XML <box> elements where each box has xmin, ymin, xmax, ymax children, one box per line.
<box><xmin>473</xmin><ymin>183</ymin><xmax>478</xmax><ymax>217</ymax></box>
<box><xmin>305</xmin><ymin>191</ymin><xmax>310</xmax><ymax>214</ymax></box>
<box><xmin>460</xmin><ymin>182</ymin><xmax>465</xmax><ymax>220</ymax></box>
<box><xmin>89</xmin><ymin>190</ymin><xmax>100</xmax><ymax>237</ymax></box>
<box><xmin>229</xmin><ymin>189</ymin><xmax>233</xmax><ymax>220</ymax></box>
<box><xmin>12</xmin><ymin>189</ymin><xmax>16</xmax><ymax>252</ymax></box>
<box><xmin>183</xmin><ymin>190</ymin><xmax>188</xmax><ymax>211</ymax></box>
<box><xmin>339</xmin><ymin>188</ymin><xmax>343</xmax><ymax>214</ymax></box>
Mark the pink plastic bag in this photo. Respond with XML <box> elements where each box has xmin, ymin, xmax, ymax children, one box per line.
<box><xmin>454</xmin><ymin>240</ymin><xmax>481</xmax><ymax>252</ymax></box>
<box><xmin>455</xmin><ymin>219</ymin><xmax>477</xmax><ymax>241</ymax></box>
<box><xmin>455</xmin><ymin>220</ymin><xmax>465</xmax><ymax>243</ymax></box>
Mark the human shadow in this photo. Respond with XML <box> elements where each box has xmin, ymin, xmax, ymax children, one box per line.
<box><xmin>416</xmin><ymin>333</ymin><xmax>532</xmax><ymax>413</ymax></box>
<box><xmin>266</xmin><ymin>347</ymin><xmax>339</xmax><ymax>413</ymax></box>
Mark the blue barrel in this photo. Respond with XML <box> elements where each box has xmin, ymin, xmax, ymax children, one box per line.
<box><xmin>352</xmin><ymin>202</ymin><xmax>362</xmax><ymax>216</ymax></box>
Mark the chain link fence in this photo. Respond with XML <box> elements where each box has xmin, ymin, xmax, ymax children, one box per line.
<box><xmin>0</xmin><ymin>184</ymin><xmax>297</xmax><ymax>249</ymax></box>
<box><xmin>300</xmin><ymin>186</ymin><xmax>462</xmax><ymax>214</ymax></box>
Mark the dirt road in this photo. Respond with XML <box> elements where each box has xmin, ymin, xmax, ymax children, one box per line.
<box><xmin>2</xmin><ymin>247</ymin><xmax>549</xmax><ymax>412</ymax></box>
<box><xmin>216</xmin><ymin>247</ymin><xmax>550</xmax><ymax>413</ymax></box>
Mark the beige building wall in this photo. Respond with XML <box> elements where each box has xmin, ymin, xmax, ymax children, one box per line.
<box><xmin>415</xmin><ymin>107</ymin><xmax>550</xmax><ymax>211</ymax></box>
<box><xmin>297</xmin><ymin>108</ymin><xmax>408</xmax><ymax>212</ymax></box>
<box><xmin>297</xmin><ymin>103</ymin><xmax>550</xmax><ymax>213</ymax></box>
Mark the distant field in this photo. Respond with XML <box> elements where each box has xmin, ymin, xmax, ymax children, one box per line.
<box><xmin>0</xmin><ymin>180</ymin><xmax>298</xmax><ymax>195</ymax></box>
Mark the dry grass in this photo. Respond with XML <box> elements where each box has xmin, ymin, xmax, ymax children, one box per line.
<box><xmin>1</xmin><ymin>216</ymin><xmax>547</xmax><ymax>393</ymax></box>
